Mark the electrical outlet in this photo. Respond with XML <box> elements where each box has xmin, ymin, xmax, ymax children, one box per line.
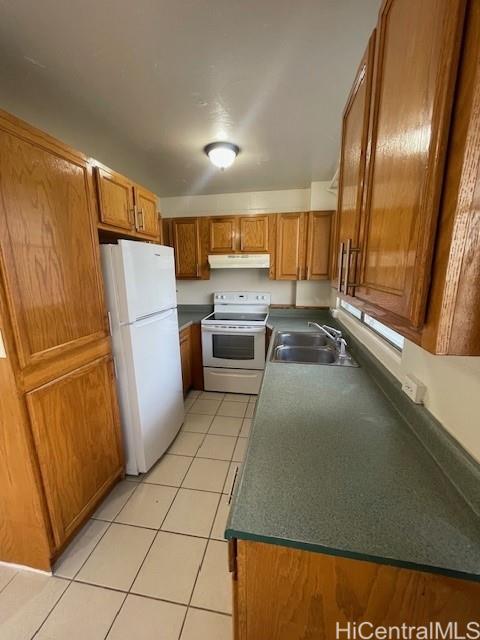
<box><xmin>402</xmin><ymin>374</ymin><xmax>426</xmax><ymax>404</ymax></box>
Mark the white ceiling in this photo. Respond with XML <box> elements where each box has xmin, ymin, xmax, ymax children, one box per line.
<box><xmin>0</xmin><ymin>0</ymin><xmax>379</xmax><ymax>196</ymax></box>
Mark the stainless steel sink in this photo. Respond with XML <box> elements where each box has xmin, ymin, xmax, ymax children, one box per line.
<box><xmin>273</xmin><ymin>332</ymin><xmax>328</xmax><ymax>348</ymax></box>
<box><xmin>270</xmin><ymin>331</ymin><xmax>359</xmax><ymax>367</ymax></box>
<box><xmin>273</xmin><ymin>345</ymin><xmax>337</xmax><ymax>364</ymax></box>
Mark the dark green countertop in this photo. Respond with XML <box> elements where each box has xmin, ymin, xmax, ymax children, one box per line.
<box><xmin>226</xmin><ymin>313</ymin><xmax>480</xmax><ymax>581</ymax></box>
<box><xmin>177</xmin><ymin>306</ymin><xmax>211</xmax><ymax>331</ymax></box>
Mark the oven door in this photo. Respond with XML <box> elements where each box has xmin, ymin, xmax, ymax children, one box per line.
<box><xmin>202</xmin><ymin>325</ymin><xmax>266</xmax><ymax>370</ymax></box>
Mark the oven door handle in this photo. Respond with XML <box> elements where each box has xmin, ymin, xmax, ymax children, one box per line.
<box><xmin>201</xmin><ymin>325</ymin><xmax>266</xmax><ymax>335</ymax></box>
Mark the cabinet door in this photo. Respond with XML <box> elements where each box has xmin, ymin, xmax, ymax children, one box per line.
<box><xmin>209</xmin><ymin>216</ymin><xmax>238</xmax><ymax>253</ymax></box>
<box><xmin>0</xmin><ymin>128</ymin><xmax>107</xmax><ymax>371</ymax></box>
<box><xmin>306</xmin><ymin>212</ymin><xmax>332</xmax><ymax>280</ymax></box>
<box><xmin>26</xmin><ymin>357</ymin><xmax>123</xmax><ymax>548</ymax></box>
<box><xmin>134</xmin><ymin>185</ymin><xmax>159</xmax><ymax>239</ymax></box>
<box><xmin>162</xmin><ymin>219</ymin><xmax>173</xmax><ymax>247</ymax></box>
<box><xmin>275</xmin><ymin>213</ymin><xmax>306</xmax><ymax>280</ymax></box>
<box><xmin>172</xmin><ymin>218</ymin><xmax>201</xmax><ymax>279</ymax></box>
<box><xmin>239</xmin><ymin>215</ymin><xmax>270</xmax><ymax>252</ymax></box>
<box><xmin>333</xmin><ymin>33</ymin><xmax>375</xmax><ymax>291</ymax></box>
<box><xmin>179</xmin><ymin>327</ymin><xmax>192</xmax><ymax>396</ymax></box>
<box><xmin>355</xmin><ymin>0</ymin><xmax>466</xmax><ymax>328</ymax></box>
<box><xmin>95</xmin><ymin>167</ymin><xmax>134</xmax><ymax>232</ymax></box>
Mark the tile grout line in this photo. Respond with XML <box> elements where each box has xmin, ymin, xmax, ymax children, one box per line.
<box><xmin>29</xmin><ymin>577</ymin><xmax>74</xmax><ymax>639</ymax></box>
<box><xmin>119</xmin><ymin>443</ymin><xmax>206</xmax><ymax>640</ymax></box>
<box><xmin>0</xmin><ymin>570</ymin><xmax>18</xmax><ymax>596</ymax></box>
<box><xmin>177</xmin><ymin>394</ymin><xmax>249</xmax><ymax>637</ymax></box>
<box><xmin>67</xmin><ymin>478</ymin><xmax>143</xmax><ymax>582</ymax></box>
<box><xmin>41</xmin><ymin>392</ymin><xmax>250</xmax><ymax>639</ymax></box>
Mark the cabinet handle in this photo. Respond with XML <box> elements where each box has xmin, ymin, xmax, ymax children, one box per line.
<box><xmin>228</xmin><ymin>466</ymin><xmax>240</xmax><ymax>505</ymax></box>
<box><xmin>133</xmin><ymin>204</ymin><xmax>139</xmax><ymax>230</ymax></box>
<box><xmin>137</xmin><ymin>208</ymin><xmax>145</xmax><ymax>231</ymax></box>
<box><xmin>343</xmin><ymin>238</ymin><xmax>361</xmax><ymax>294</ymax></box>
<box><xmin>196</xmin><ymin>263</ymin><xmax>200</xmax><ymax>278</ymax></box>
<box><xmin>337</xmin><ymin>242</ymin><xmax>345</xmax><ymax>291</ymax></box>
<box><xmin>128</xmin><ymin>206</ymin><xmax>136</xmax><ymax>227</ymax></box>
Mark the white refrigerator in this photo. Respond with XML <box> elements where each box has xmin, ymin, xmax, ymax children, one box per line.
<box><xmin>101</xmin><ymin>240</ymin><xmax>184</xmax><ymax>475</ymax></box>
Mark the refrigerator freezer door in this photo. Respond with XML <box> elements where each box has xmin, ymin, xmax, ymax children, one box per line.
<box><xmin>116</xmin><ymin>240</ymin><xmax>177</xmax><ymax>323</ymax></box>
<box><xmin>122</xmin><ymin>307</ymin><xmax>184</xmax><ymax>473</ymax></box>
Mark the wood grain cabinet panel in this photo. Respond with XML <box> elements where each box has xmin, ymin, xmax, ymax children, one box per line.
<box><xmin>133</xmin><ymin>185</ymin><xmax>158</xmax><ymax>239</ymax></box>
<box><xmin>239</xmin><ymin>215</ymin><xmax>269</xmax><ymax>252</ymax></box>
<box><xmin>26</xmin><ymin>357</ymin><xmax>123</xmax><ymax>547</ymax></box>
<box><xmin>306</xmin><ymin>212</ymin><xmax>332</xmax><ymax>280</ymax></box>
<box><xmin>209</xmin><ymin>216</ymin><xmax>238</xmax><ymax>253</ymax></box>
<box><xmin>95</xmin><ymin>166</ymin><xmax>134</xmax><ymax>232</ymax></box>
<box><xmin>0</xmin><ymin>130</ymin><xmax>107</xmax><ymax>370</ymax></box>
<box><xmin>333</xmin><ymin>33</ymin><xmax>375</xmax><ymax>290</ymax></box>
<box><xmin>355</xmin><ymin>0</ymin><xmax>466</xmax><ymax>327</ymax></box>
<box><xmin>275</xmin><ymin>213</ymin><xmax>306</xmax><ymax>280</ymax></box>
<box><xmin>172</xmin><ymin>218</ymin><xmax>202</xmax><ymax>279</ymax></box>
<box><xmin>179</xmin><ymin>326</ymin><xmax>192</xmax><ymax>396</ymax></box>
<box><xmin>0</xmin><ymin>110</ymin><xmax>125</xmax><ymax>569</ymax></box>
<box><xmin>233</xmin><ymin>541</ymin><xmax>480</xmax><ymax>639</ymax></box>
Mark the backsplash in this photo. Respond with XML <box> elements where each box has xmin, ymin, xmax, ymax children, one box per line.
<box><xmin>175</xmin><ymin>270</ymin><xmax>331</xmax><ymax>306</ymax></box>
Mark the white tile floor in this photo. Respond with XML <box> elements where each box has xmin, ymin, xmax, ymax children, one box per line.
<box><xmin>0</xmin><ymin>389</ymin><xmax>255</xmax><ymax>640</ymax></box>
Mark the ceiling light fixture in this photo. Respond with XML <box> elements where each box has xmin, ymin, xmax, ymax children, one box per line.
<box><xmin>204</xmin><ymin>141</ymin><xmax>240</xmax><ymax>170</ymax></box>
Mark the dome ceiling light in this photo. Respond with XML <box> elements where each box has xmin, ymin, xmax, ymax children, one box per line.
<box><xmin>204</xmin><ymin>141</ymin><xmax>240</xmax><ymax>170</ymax></box>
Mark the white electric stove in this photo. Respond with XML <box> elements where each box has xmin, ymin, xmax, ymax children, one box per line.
<box><xmin>201</xmin><ymin>292</ymin><xmax>271</xmax><ymax>394</ymax></box>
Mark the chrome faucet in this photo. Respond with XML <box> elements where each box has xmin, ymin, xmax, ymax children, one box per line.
<box><xmin>307</xmin><ymin>322</ymin><xmax>348</xmax><ymax>358</ymax></box>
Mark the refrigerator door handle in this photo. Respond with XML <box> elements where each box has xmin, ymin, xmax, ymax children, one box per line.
<box><xmin>107</xmin><ymin>311</ymin><xmax>113</xmax><ymax>336</ymax></box>
<box><xmin>134</xmin><ymin>308</ymin><xmax>176</xmax><ymax>326</ymax></box>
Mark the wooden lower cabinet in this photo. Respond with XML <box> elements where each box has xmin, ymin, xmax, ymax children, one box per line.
<box><xmin>231</xmin><ymin>540</ymin><xmax>480</xmax><ymax>639</ymax></box>
<box><xmin>179</xmin><ymin>323</ymin><xmax>204</xmax><ymax>395</ymax></box>
<box><xmin>26</xmin><ymin>357</ymin><xmax>123</xmax><ymax>547</ymax></box>
<box><xmin>179</xmin><ymin>326</ymin><xmax>192</xmax><ymax>395</ymax></box>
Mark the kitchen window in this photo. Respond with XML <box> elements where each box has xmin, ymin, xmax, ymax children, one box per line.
<box><xmin>337</xmin><ymin>298</ymin><xmax>405</xmax><ymax>351</ymax></box>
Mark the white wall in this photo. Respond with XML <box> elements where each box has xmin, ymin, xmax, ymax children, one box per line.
<box><xmin>163</xmin><ymin>182</ymin><xmax>336</xmax><ymax>306</ymax></box>
<box><xmin>159</xmin><ymin>181</ymin><xmax>337</xmax><ymax>217</ymax></box>
<box><xmin>176</xmin><ymin>270</ymin><xmax>295</xmax><ymax>306</ymax></box>
<box><xmin>333</xmin><ymin>304</ymin><xmax>480</xmax><ymax>463</ymax></box>
<box><xmin>160</xmin><ymin>187</ymin><xmax>310</xmax><ymax>217</ymax></box>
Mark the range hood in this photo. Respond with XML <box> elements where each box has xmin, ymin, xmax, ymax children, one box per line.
<box><xmin>208</xmin><ymin>254</ymin><xmax>270</xmax><ymax>269</ymax></box>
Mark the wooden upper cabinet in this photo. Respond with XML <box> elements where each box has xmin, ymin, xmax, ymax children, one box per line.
<box><xmin>334</xmin><ymin>32</ymin><xmax>375</xmax><ymax>290</ymax></box>
<box><xmin>275</xmin><ymin>213</ymin><xmax>306</xmax><ymax>280</ymax></box>
<box><xmin>306</xmin><ymin>212</ymin><xmax>332</xmax><ymax>280</ymax></box>
<box><xmin>95</xmin><ymin>167</ymin><xmax>134</xmax><ymax>232</ymax></box>
<box><xmin>0</xmin><ymin>128</ymin><xmax>107</xmax><ymax>371</ymax></box>
<box><xmin>209</xmin><ymin>216</ymin><xmax>238</xmax><ymax>253</ymax></box>
<box><xmin>26</xmin><ymin>357</ymin><xmax>122</xmax><ymax>547</ymax></box>
<box><xmin>354</xmin><ymin>0</ymin><xmax>466</xmax><ymax>328</ymax></box>
<box><xmin>239</xmin><ymin>215</ymin><xmax>270</xmax><ymax>252</ymax></box>
<box><xmin>172</xmin><ymin>218</ymin><xmax>202</xmax><ymax>279</ymax></box>
<box><xmin>133</xmin><ymin>185</ymin><xmax>158</xmax><ymax>239</ymax></box>
<box><xmin>95</xmin><ymin>166</ymin><xmax>159</xmax><ymax>240</ymax></box>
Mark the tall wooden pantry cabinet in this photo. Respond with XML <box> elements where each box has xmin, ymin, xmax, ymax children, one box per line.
<box><xmin>0</xmin><ymin>110</ymin><xmax>123</xmax><ymax>570</ymax></box>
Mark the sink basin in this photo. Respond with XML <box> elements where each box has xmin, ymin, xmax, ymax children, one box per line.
<box><xmin>273</xmin><ymin>346</ymin><xmax>336</xmax><ymax>364</ymax></box>
<box><xmin>274</xmin><ymin>332</ymin><xmax>328</xmax><ymax>347</ymax></box>
<box><xmin>270</xmin><ymin>331</ymin><xmax>359</xmax><ymax>367</ymax></box>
